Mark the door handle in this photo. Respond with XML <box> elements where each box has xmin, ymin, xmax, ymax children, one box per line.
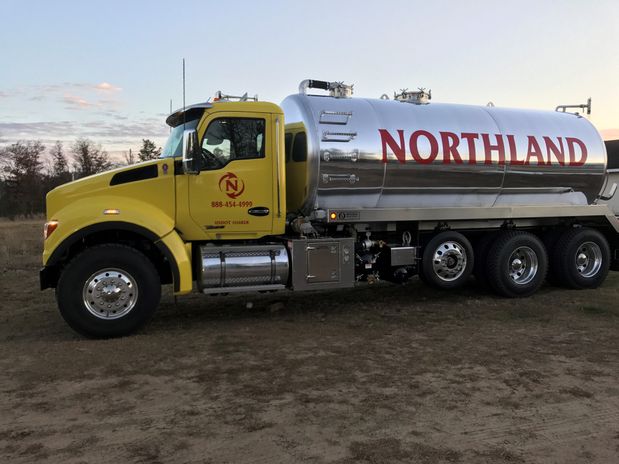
<box><xmin>248</xmin><ymin>207</ymin><xmax>270</xmax><ymax>216</ymax></box>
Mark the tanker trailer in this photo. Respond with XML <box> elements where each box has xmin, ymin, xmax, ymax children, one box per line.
<box><xmin>282</xmin><ymin>80</ymin><xmax>619</xmax><ymax>298</ymax></box>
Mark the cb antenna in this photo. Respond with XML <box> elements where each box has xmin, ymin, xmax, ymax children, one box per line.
<box><xmin>182</xmin><ymin>58</ymin><xmax>186</xmax><ymax>128</ymax></box>
<box><xmin>169</xmin><ymin>99</ymin><xmax>172</xmax><ymax>133</ymax></box>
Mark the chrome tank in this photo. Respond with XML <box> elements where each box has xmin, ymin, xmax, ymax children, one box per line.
<box><xmin>197</xmin><ymin>244</ymin><xmax>289</xmax><ymax>293</ymax></box>
<box><xmin>280</xmin><ymin>94</ymin><xmax>607</xmax><ymax>215</ymax></box>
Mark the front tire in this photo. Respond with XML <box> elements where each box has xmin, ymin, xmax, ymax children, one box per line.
<box><xmin>56</xmin><ymin>244</ymin><xmax>161</xmax><ymax>338</ymax></box>
<box><xmin>486</xmin><ymin>231</ymin><xmax>548</xmax><ymax>298</ymax></box>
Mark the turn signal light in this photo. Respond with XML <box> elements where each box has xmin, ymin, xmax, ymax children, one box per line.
<box><xmin>329</xmin><ymin>212</ymin><xmax>337</xmax><ymax>220</ymax></box>
<box><xmin>43</xmin><ymin>221</ymin><xmax>59</xmax><ymax>240</ymax></box>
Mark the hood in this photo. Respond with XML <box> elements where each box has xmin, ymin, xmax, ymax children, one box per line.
<box><xmin>46</xmin><ymin>159</ymin><xmax>172</xmax><ymax>220</ymax></box>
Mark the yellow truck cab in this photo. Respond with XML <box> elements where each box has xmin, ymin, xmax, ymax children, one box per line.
<box><xmin>41</xmin><ymin>80</ymin><xmax>619</xmax><ymax>338</ymax></box>
<box><xmin>41</xmin><ymin>98</ymin><xmax>287</xmax><ymax>337</ymax></box>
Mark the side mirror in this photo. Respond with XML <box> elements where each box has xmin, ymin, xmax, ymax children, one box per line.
<box><xmin>182</xmin><ymin>129</ymin><xmax>200</xmax><ymax>175</ymax></box>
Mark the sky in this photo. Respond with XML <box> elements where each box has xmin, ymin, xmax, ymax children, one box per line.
<box><xmin>1</xmin><ymin>0</ymin><xmax>618</xmax><ymax>161</ymax></box>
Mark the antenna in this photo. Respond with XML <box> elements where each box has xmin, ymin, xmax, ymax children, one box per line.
<box><xmin>182</xmin><ymin>58</ymin><xmax>186</xmax><ymax>128</ymax></box>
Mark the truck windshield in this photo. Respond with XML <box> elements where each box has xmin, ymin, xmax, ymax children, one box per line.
<box><xmin>160</xmin><ymin>118</ymin><xmax>200</xmax><ymax>158</ymax></box>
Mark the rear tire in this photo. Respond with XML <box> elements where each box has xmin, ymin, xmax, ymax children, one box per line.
<box><xmin>486</xmin><ymin>231</ymin><xmax>548</xmax><ymax>298</ymax></box>
<box><xmin>551</xmin><ymin>228</ymin><xmax>610</xmax><ymax>289</ymax></box>
<box><xmin>56</xmin><ymin>244</ymin><xmax>161</xmax><ymax>338</ymax></box>
<box><xmin>420</xmin><ymin>231</ymin><xmax>474</xmax><ymax>289</ymax></box>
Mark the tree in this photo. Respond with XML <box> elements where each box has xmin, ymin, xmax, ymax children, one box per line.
<box><xmin>49</xmin><ymin>141</ymin><xmax>72</xmax><ymax>186</ymax></box>
<box><xmin>138</xmin><ymin>139</ymin><xmax>161</xmax><ymax>162</ymax></box>
<box><xmin>72</xmin><ymin>138</ymin><xmax>111</xmax><ymax>178</ymax></box>
<box><xmin>0</xmin><ymin>141</ymin><xmax>46</xmax><ymax>216</ymax></box>
<box><xmin>123</xmin><ymin>149</ymin><xmax>136</xmax><ymax>165</ymax></box>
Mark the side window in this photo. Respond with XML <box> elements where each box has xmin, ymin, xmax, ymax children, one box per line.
<box><xmin>284</xmin><ymin>133</ymin><xmax>293</xmax><ymax>163</ymax></box>
<box><xmin>200</xmin><ymin>118</ymin><xmax>265</xmax><ymax>170</ymax></box>
<box><xmin>292</xmin><ymin>132</ymin><xmax>307</xmax><ymax>162</ymax></box>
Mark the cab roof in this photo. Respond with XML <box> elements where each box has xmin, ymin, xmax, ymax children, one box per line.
<box><xmin>166</xmin><ymin>101</ymin><xmax>283</xmax><ymax>127</ymax></box>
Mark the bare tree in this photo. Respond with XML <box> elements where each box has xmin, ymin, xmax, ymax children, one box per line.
<box><xmin>0</xmin><ymin>141</ymin><xmax>46</xmax><ymax>216</ymax></box>
<box><xmin>138</xmin><ymin>139</ymin><xmax>162</xmax><ymax>162</ymax></box>
<box><xmin>123</xmin><ymin>149</ymin><xmax>136</xmax><ymax>165</ymax></box>
<box><xmin>72</xmin><ymin>138</ymin><xmax>111</xmax><ymax>178</ymax></box>
<box><xmin>49</xmin><ymin>141</ymin><xmax>72</xmax><ymax>186</ymax></box>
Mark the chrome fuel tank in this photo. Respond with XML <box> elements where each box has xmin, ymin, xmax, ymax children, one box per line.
<box><xmin>281</xmin><ymin>93</ymin><xmax>607</xmax><ymax>215</ymax></box>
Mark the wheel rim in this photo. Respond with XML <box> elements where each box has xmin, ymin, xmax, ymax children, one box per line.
<box><xmin>508</xmin><ymin>246</ymin><xmax>538</xmax><ymax>285</ymax></box>
<box><xmin>82</xmin><ymin>268</ymin><xmax>138</xmax><ymax>320</ymax></box>
<box><xmin>432</xmin><ymin>241</ymin><xmax>467</xmax><ymax>282</ymax></box>
<box><xmin>575</xmin><ymin>241</ymin><xmax>602</xmax><ymax>278</ymax></box>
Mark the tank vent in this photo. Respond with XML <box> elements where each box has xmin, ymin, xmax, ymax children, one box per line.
<box><xmin>299</xmin><ymin>79</ymin><xmax>354</xmax><ymax>98</ymax></box>
<box><xmin>556</xmin><ymin>98</ymin><xmax>592</xmax><ymax>116</ymax></box>
<box><xmin>393</xmin><ymin>88</ymin><xmax>432</xmax><ymax>104</ymax></box>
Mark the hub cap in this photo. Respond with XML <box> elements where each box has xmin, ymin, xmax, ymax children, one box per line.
<box><xmin>508</xmin><ymin>247</ymin><xmax>538</xmax><ymax>285</ymax></box>
<box><xmin>82</xmin><ymin>268</ymin><xmax>138</xmax><ymax>320</ymax></box>
<box><xmin>432</xmin><ymin>241</ymin><xmax>467</xmax><ymax>282</ymax></box>
<box><xmin>575</xmin><ymin>241</ymin><xmax>602</xmax><ymax>278</ymax></box>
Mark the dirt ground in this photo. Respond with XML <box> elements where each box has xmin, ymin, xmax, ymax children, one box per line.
<box><xmin>1</xmin><ymin>220</ymin><xmax>618</xmax><ymax>464</ymax></box>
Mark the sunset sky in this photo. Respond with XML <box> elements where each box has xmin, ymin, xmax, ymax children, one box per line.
<box><xmin>1</xmin><ymin>0</ymin><xmax>618</xmax><ymax>161</ymax></box>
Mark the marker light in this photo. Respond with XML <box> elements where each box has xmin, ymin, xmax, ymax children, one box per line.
<box><xmin>103</xmin><ymin>209</ymin><xmax>121</xmax><ymax>215</ymax></box>
<box><xmin>329</xmin><ymin>212</ymin><xmax>337</xmax><ymax>220</ymax></box>
<box><xmin>43</xmin><ymin>221</ymin><xmax>59</xmax><ymax>240</ymax></box>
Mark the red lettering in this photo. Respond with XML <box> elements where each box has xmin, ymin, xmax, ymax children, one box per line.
<box><xmin>440</xmin><ymin>132</ymin><xmax>462</xmax><ymax>164</ymax></box>
<box><xmin>410</xmin><ymin>130</ymin><xmax>439</xmax><ymax>164</ymax></box>
<box><xmin>543</xmin><ymin>136</ymin><xmax>565</xmax><ymax>166</ymax></box>
<box><xmin>378</xmin><ymin>129</ymin><xmax>587</xmax><ymax>168</ymax></box>
<box><xmin>379</xmin><ymin>129</ymin><xmax>406</xmax><ymax>163</ymax></box>
<box><xmin>506</xmin><ymin>134</ymin><xmax>524</xmax><ymax>165</ymax></box>
<box><xmin>461</xmin><ymin>133</ymin><xmax>479</xmax><ymax>164</ymax></box>
<box><xmin>567</xmin><ymin>137</ymin><xmax>587</xmax><ymax>166</ymax></box>
<box><xmin>525</xmin><ymin>136</ymin><xmax>546</xmax><ymax>165</ymax></box>
<box><xmin>225</xmin><ymin>179</ymin><xmax>238</xmax><ymax>191</ymax></box>
<box><xmin>482</xmin><ymin>134</ymin><xmax>505</xmax><ymax>165</ymax></box>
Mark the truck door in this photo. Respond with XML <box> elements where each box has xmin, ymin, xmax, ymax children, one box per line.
<box><xmin>187</xmin><ymin>112</ymin><xmax>274</xmax><ymax>239</ymax></box>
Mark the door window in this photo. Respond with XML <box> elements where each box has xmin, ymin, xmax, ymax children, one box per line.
<box><xmin>200</xmin><ymin>118</ymin><xmax>265</xmax><ymax>171</ymax></box>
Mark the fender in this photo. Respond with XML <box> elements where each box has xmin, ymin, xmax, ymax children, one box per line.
<box><xmin>44</xmin><ymin>221</ymin><xmax>192</xmax><ymax>294</ymax></box>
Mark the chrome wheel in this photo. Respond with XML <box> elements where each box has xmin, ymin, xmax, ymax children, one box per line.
<box><xmin>432</xmin><ymin>241</ymin><xmax>467</xmax><ymax>282</ymax></box>
<box><xmin>575</xmin><ymin>241</ymin><xmax>602</xmax><ymax>278</ymax></box>
<box><xmin>82</xmin><ymin>268</ymin><xmax>138</xmax><ymax>320</ymax></box>
<box><xmin>508</xmin><ymin>246</ymin><xmax>538</xmax><ymax>285</ymax></box>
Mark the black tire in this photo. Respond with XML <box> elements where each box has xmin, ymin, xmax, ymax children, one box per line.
<box><xmin>420</xmin><ymin>231</ymin><xmax>474</xmax><ymax>289</ymax></box>
<box><xmin>486</xmin><ymin>231</ymin><xmax>548</xmax><ymax>298</ymax></box>
<box><xmin>56</xmin><ymin>244</ymin><xmax>161</xmax><ymax>338</ymax></box>
<box><xmin>473</xmin><ymin>232</ymin><xmax>497</xmax><ymax>288</ymax></box>
<box><xmin>551</xmin><ymin>228</ymin><xmax>610</xmax><ymax>289</ymax></box>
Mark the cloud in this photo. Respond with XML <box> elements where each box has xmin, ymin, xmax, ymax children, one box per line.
<box><xmin>63</xmin><ymin>94</ymin><xmax>97</xmax><ymax>110</ymax></box>
<box><xmin>95</xmin><ymin>82</ymin><xmax>122</xmax><ymax>92</ymax></box>
<box><xmin>600</xmin><ymin>128</ymin><xmax>619</xmax><ymax>141</ymax></box>
<box><xmin>0</xmin><ymin>118</ymin><xmax>168</xmax><ymax>141</ymax></box>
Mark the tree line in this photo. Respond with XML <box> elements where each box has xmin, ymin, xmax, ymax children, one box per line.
<box><xmin>0</xmin><ymin>138</ymin><xmax>161</xmax><ymax>218</ymax></box>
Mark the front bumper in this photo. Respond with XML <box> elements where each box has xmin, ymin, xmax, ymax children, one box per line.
<box><xmin>40</xmin><ymin>266</ymin><xmax>58</xmax><ymax>290</ymax></box>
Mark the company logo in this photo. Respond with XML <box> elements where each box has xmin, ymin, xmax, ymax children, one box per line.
<box><xmin>378</xmin><ymin>129</ymin><xmax>588</xmax><ymax>167</ymax></box>
<box><xmin>218</xmin><ymin>172</ymin><xmax>245</xmax><ymax>199</ymax></box>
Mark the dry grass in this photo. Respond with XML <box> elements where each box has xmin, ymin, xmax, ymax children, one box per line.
<box><xmin>0</xmin><ymin>219</ymin><xmax>43</xmax><ymax>268</ymax></box>
<box><xmin>0</xmin><ymin>221</ymin><xmax>619</xmax><ymax>464</ymax></box>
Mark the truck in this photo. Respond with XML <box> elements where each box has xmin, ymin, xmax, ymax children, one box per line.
<box><xmin>40</xmin><ymin>80</ymin><xmax>619</xmax><ymax>338</ymax></box>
